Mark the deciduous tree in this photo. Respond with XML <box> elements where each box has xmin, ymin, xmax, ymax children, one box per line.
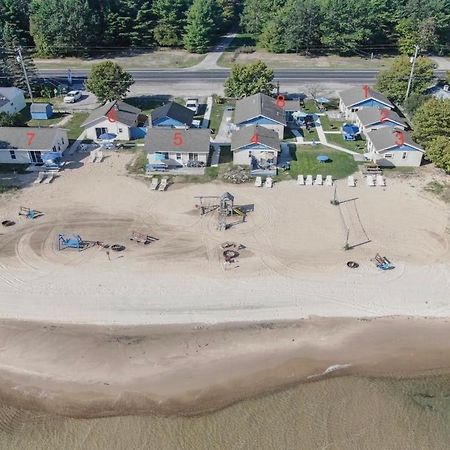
<box><xmin>425</xmin><ymin>136</ymin><xmax>450</xmax><ymax>173</ymax></box>
<box><xmin>85</xmin><ymin>61</ymin><xmax>134</xmax><ymax>103</ymax></box>
<box><xmin>413</xmin><ymin>98</ymin><xmax>450</xmax><ymax>146</ymax></box>
<box><xmin>375</xmin><ymin>56</ymin><xmax>436</xmax><ymax>104</ymax></box>
<box><xmin>224</xmin><ymin>60</ymin><xmax>274</xmax><ymax>98</ymax></box>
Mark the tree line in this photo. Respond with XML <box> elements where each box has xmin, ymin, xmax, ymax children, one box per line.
<box><xmin>241</xmin><ymin>0</ymin><xmax>450</xmax><ymax>56</ymax></box>
<box><xmin>0</xmin><ymin>0</ymin><xmax>241</xmax><ymax>57</ymax></box>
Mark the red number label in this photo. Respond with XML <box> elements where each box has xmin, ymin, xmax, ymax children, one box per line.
<box><xmin>250</xmin><ymin>133</ymin><xmax>259</xmax><ymax>144</ymax></box>
<box><xmin>107</xmin><ymin>108</ymin><xmax>118</xmax><ymax>123</ymax></box>
<box><xmin>276</xmin><ymin>95</ymin><xmax>285</xmax><ymax>108</ymax></box>
<box><xmin>26</xmin><ymin>132</ymin><xmax>36</xmax><ymax>146</ymax></box>
<box><xmin>395</xmin><ymin>130</ymin><xmax>405</xmax><ymax>146</ymax></box>
<box><xmin>380</xmin><ymin>108</ymin><xmax>390</xmax><ymax>122</ymax></box>
<box><xmin>363</xmin><ymin>84</ymin><xmax>369</xmax><ymax>98</ymax></box>
<box><xmin>173</xmin><ymin>131</ymin><xmax>183</xmax><ymax>146</ymax></box>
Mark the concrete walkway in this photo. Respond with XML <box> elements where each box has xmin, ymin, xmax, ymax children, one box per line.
<box><xmin>315</xmin><ymin>118</ymin><xmax>359</xmax><ymax>156</ymax></box>
<box><xmin>201</xmin><ymin>96</ymin><xmax>213</xmax><ymax>128</ymax></box>
<box><xmin>191</xmin><ymin>33</ymin><xmax>236</xmax><ymax>70</ymax></box>
<box><xmin>213</xmin><ymin>107</ymin><xmax>233</xmax><ymax>144</ymax></box>
<box><xmin>290</xmin><ymin>129</ymin><xmax>305</xmax><ymax>143</ymax></box>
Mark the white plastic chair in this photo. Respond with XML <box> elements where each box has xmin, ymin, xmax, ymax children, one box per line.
<box><xmin>150</xmin><ymin>177</ymin><xmax>159</xmax><ymax>190</ymax></box>
<box><xmin>347</xmin><ymin>175</ymin><xmax>356</xmax><ymax>187</ymax></box>
<box><xmin>314</xmin><ymin>174</ymin><xmax>323</xmax><ymax>186</ymax></box>
<box><xmin>159</xmin><ymin>177</ymin><xmax>168</xmax><ymax>191</ymax></box>
<box><xmin>297</xmin><ymin>175</ymin><xmax>305</xmax><ymax>185</ymax></box>
<box><xmin>376</xmin><ymin>175</ymin><xmax>386</xmax><ymax>187</ymax></box>
<box><xmin>305</xmin><ymin>175</ymin><xmax>313</xmax><ymax>186</ymax></box>
<box><xmin>255</xmin><ymin>176</ymin><xmax>262</xmax><ymax>187</ymax></box>
<box><xmin>264</xmin><ymin>177</ymin><xmax>273</xmax><ymax>188</ymax></box>
<box><xmin>366</xmin><ymin>175</ymin><xmax>376</xmax><ymax>187</ymax></box>
<box><xmin>325</xmin><ymin>175</ymin><xmax>333</xmax><ymax>186</ymax></box>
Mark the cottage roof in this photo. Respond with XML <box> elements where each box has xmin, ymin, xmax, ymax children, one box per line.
<box><xmin>145</xmin><ymin>128</ymin><xmax>211</xmax><ymax>154</ymax></box>
<box><xmin>355</xmin><ymin>108</ymin><xmax>407</xmax><ymax>128</ymax></box>
<box><xmin>0</xmin><ymin>127</ymin><xmax>66</xmax><ymax>150</ymax></box>
<box><xmin>0</xmin><ymin>87</ymin><xmax>24</xmax><ymax>108</ymax></box>
<box><xmin>367</xmin><ymin>128</ymin><xmax>423</xmax><ymax>153</ymax></box>
<box><xmin>234</xmin><ymin>93</ymin><xmax>286</xmax><ymax>125</ymax></box>
<box><xmin>339</xmin><ymin>86</ymin><xmax>394</xmax><ymax>109</ymax></box>
<box><xmin>150</xmin><ymin>101</ymin><xmax>194</xmax><ymax>126</ymax></box>
<box><xmin>81</xmin><ymin>100</ymin><xmax>142</xmax><ymax>128</ymax></box>
<box><xmin>231</xmin><ymin>125</ymin><xmax>280</xmax><ymax>152</ymax></box>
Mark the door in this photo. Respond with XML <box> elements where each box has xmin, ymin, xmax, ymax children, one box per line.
<box><xmin>29</xmin><ymin>151</ymin><xmax>42</xmax><ymax>163</ymax></box>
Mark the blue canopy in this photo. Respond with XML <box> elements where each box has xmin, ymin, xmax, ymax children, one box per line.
<box><xmin>42</xmin><ymin>151</ymin><xmax>63</xmax><ymax>161</ymax></box>
<box><xmin>317</xmin><ymin>155</ymin><xmax>330</xmax><ymax>162</ymax></box>
<box><xmin>98</xmin><ymin>133</ymin><xmax>117</xmax><ymax>141</ymax></box>
<box><xmin>154</xmin><ymin>153</ymin><xmax>166</xmax><ymax>161</ymax></box>
<box><xmin>316</xmin><ymin>97</ymin><xmax>330</xmax><ymax>104</ymax></box>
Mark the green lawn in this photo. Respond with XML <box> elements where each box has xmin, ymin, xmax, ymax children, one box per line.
<box><xmin>210</xmin><ymin>101</ymin><xmax>226</xmax><ymax>136</ymax></box>
<box><xmin>303</xmin><ymin>99</ymin><xmax>319</xmax><ymax>114</ymax></box>
<box><xmin>325</xmin><ymin>132</ymin><xmax>367</xmax><ymax>153</ymax></box>
<box><xmin>301</xmin><ymin>126</ymin><xmax>319</xmax><ymax>142</ymax></box>
<box><xmin>289</xmin><ymin>145</ymin><xmax>358</xmax><ymax>179</ymax></box>
<box><xmin>217</xmin><ymin>33</ymin><xmax>257</xmax><ymax>66</ymax></box>
<box><xmin>66</xmin><ymin>112</ymin><xmax>89</xmax><ymax>141</ymax></box>
<box><xmin>319</xmin><ymin>115</ymin><xmax>345</xmax><ymax>131</ymax></box>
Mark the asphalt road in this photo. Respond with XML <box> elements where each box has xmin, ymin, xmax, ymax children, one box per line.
<box><xmin>38</xmin><ymin>68</ymin><xmax>385</xmax><ymax>84</ymax></box>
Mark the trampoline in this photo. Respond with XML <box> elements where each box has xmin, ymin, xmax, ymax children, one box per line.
<box><xmin>317</xmin><ymin>155</ymin><xmax>330</xmax><ymax>163</ymax></box>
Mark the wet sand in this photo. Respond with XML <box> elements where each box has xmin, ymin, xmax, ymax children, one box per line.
<box><xmin>0</xmin><ymin>317</ymin><xmax>449</xmax><ymax>418</ymax></box>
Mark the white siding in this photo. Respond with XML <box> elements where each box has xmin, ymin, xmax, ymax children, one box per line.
<box><xmin>233</xmin><ymin>149</ymin><xmax>251</xmax><ymax>166</ymax></box>
<box><xmin>84</xmin><ymin>119</ymin><xmax>131</xmax><ymax>141</ymax></box>
<box><xmin>0</xmin><ymin>149</ymin><xmax>31</xmax><ymax>164</ymax></box>
<box><xmin>375</xmin><ymin>151</ymin><xmax>423</xmax><ymax>167</ymax></box>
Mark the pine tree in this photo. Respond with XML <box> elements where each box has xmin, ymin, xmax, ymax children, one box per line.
<box><xmin>0</xmin><ymin>36</ymin><xmax>13</xmax><ymax>86</ymax></box>
<box><xmin>152</xmin><ymin>0</ymin><xmax>192</xmax><ymax>47</ymax></box>
<box><xmin>183</xmin><ymin>0</ymin><xmax>220</xmax><ymax>53</ymax></box>
<box><xmin>130</xmin><ymin>1</ymin><xmax>155</xmax><ymax>48</ymax></box>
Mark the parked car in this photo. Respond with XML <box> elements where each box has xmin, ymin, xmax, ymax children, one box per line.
<box><xmin>185</xmin><ymin>98</ymin><xmax>199</xmax><ymax>114</ymax></box>
<box><xmin>64</xmin><ymin>90</ymin><xmax>82</xmax><ymax>103</ymax></box>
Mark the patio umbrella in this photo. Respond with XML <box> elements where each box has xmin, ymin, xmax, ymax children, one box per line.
<box><xmin>317</xmin><ymin>155</ymin><xmax>330</xmax><ymax>163</ymax></box>
<box><xmin>316</xmin><ymin>97</ymin><xmax>330</xmax><ymax>104</ymax></box>
<box><xmin>98</xmin><ymin>133</ymin><xmax>117</xmax><ymax>141</ymax></box>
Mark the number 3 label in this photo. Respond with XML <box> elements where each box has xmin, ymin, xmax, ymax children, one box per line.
<box><xmin>173</xmin><ymin>131</ymin><xmax>183</xmax><ymax>146</ymax></box>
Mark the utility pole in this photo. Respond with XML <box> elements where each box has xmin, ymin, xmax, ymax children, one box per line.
<box><xmin>16</xmin><ymin>46</ymin><xmax>33</xmax><ymax>102</ymax></box>
<box><xmin>405</xmin><ymin>45</ymin><xmax>420</xmax><ymax>102</ymax></box>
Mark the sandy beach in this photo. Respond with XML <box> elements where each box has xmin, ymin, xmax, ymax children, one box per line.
<box><xmin>0</xmin><ymin>152</ymin><xmax>449</xmax><ymax>324</ymax></box>
<box><xmin>0</xmin><ymin>151</ymin><xmax>449</xmax><ymax>422</ymax></box>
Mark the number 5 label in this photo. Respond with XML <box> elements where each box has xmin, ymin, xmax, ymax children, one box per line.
<box><xmin>173</xmin><ymin>131</ymin><xmax>183</xmax><ymax>146</ymax></box>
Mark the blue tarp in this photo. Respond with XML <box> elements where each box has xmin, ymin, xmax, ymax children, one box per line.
<box><xmin>42</xmin><ymin>151</ymin><xmax>63</xmax><ymax>161</ymax></box>
<box><xmin>342</xmin><ymin>123</ymin><xmax>360</xmax><ymax>141</ymax></box>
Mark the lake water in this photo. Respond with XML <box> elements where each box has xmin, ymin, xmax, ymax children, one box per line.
<box><xmin>0</xmin><ymin>375</ymin><xmax>449</xmax><ymax>450</ymax></box>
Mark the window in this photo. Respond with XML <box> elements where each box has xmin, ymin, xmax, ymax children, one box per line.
<box><xmin>95</xmin><ymin>127</ymin><xmax>108</xmax><ymax>138</ymax></box>
<box><xmin>189</xmin><ymin>153</ymin><xmax>199</xmax><ymax>161</ymax></box>
<box><xmin>9</xmin><ymin>150</ymin><xmax>16</xmax><ymax>160</ymax></box>
<box><xmin>176</xmin><ymin>153</ymin><xmax>182</xmax><ymax>160</ymax></box>
<box><xmin>384</xmin><ymin>153</ymin><xmax>393</xmax><ymax>158</ymax></box>
<box><xmin>118</xmin><ymin>128</ymin><xmax>123</xmax><ymax>133</ymax></box>
<box><xmin>402</xmin><ymin>152</ymin><xmax>408</xmax><ymax>159</ymax></box>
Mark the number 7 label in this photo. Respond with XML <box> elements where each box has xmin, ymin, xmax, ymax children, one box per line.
<box><xmin>26</xmin><ymin>132</ymin><xmax>36</xmax><ymax>146</ymax></box>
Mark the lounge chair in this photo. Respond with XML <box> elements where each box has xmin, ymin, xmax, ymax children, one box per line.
<box><xmin>314</xmin><ymin>174</ymin><xmax>323</xmax><ymax>186</ymax></box>
<box><xmin>297</xmin><ymin>175</ymin><xmax>305</xmax><ymax>185</ymax></box>
<box><xmin>95</xmin><ymin>150</ymin><xmax>104</xmax><ymax>163</ymax></box>
<box><xmin>34</xmin><ymin>172</ymin><xmax>46</xmax><ymax>184</ymax></box>
<box><xmin>44</xmin><ymin>173</ymin><xmax>55</xmax><ymax>184</ymax></box>
<box><xmin>325</xmin><ymin>175</ymin><xmax>333</xmax><ymax>186</ymax></box>
<box><xmin>376</xmin><ymin>175</ymin><xmax>386</xmax><ymax>187</ymax></box>
<box><xmin>255</xmin><ymin>176</ymin><xmax>262</xmax><ymax>187</ymax></box>
<box><xmin>150</xmin><ymin>177</ymin><xmax>159</xmax><ymax>190</ymax></box>
<box><xmin>347</xmin><ymin>175</ymin><xmax>356</xmax><ymax>187</ymax></box>
<box><xmin>366</xmin><ymin>175</ymin><xmax>376</xmax><ymax>187</ymax></box>
<box><xmin>89</xmin><ymin>150</ymin><xmax>97</xmax><ymax>163</ymax></box>
<box><xmin>159</xmin><ymin>177</ymin><xmax>168</xmax><ymax>191</ymax></box>
<box><xmin>305</xmin><ymin>175</ymin><xmax>313</xmax><ymax>186</ymax></box>
<box><xmin>264</xmin><ymin>177</ymin><xmax>273</xmax><ymax>188</ymax></box>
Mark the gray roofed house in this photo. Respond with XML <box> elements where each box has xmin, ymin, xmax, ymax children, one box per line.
<box><xmin>234</xmin><ymin>93</ymin><xmax>287</xmax><ymax>126</ymax></box>
<box><xmin>366</xmin><ymin>127</ymin><xmax>424</xmax><ymax>167</ymax></box>
<box><xmin>355</xmin><ymin>108</ymin><xmax>407</xmax><ymax>133</ymax></box>
<box><xmin>0</xmin><ymin>87</ymin><xmax>26</xmax><ymax>115</ymax></box>
<box><xmin>339</xmin><ymin>86</ymin><xmax>394</xmax><ymax>109</ymax></box>
<box><xmin>230</xmin><ymin>125</ymin><xmax>280</xmax><ymax>169</ymax></box>
<box><xmin>0</xmin><ymin>127</ymin><xmax>69</xmax><ymax>164</ymax></box>
<box><xmin>82</xmin><ymin>100</ymin><xmax>142</xmax><ymax>128</ymax></box>
<box><xmin>81</xmin><ymin>100</ymin><xmax>144</xmax><ymax>141</ymax></box>
<box><xmin>150</xmin><ymin>101</ymin><xmax>194</xmax><ymax>128</ymax></box>
<box><xmin>231</xmin><ymin>124</ymin><xmax>280</xmax><ymax>152</ymax></box>
<box><xmin>145</xmin><ymin>128</ymin><xmax>211</xmax><ymax>168</ymax></box>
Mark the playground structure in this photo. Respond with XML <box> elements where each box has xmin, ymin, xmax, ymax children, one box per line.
<box><xmin>194</xmin><ymin>192</ymin><xmax>254</xmax><ymax>231</ymax></box>
<box><xmin>129</xmin><ymin>231</ymin><xmax>158</xmax><ymax>245</ymax></box>
<box><xmin>372</xmin><ymin>253</ymin><xmax>395</xmax><ymax>270</ymax></box>
<box><xmin>19</xmin><ymin>207</ymin><xmax>44</xmax><ymax>220</ymax></box>
<box><xmin>57</xmin><ymin>234</ymin><xmax>97</xmax><ymax>251</ymax></box>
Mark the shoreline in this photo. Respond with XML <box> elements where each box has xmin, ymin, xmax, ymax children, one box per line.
<box><xmin>0</xmin><ymin>316</ymin><xmax>449</xmax><ymax>418</ymax></box>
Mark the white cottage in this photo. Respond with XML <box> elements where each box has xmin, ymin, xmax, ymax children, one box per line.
<box><xmin>0</xmin><ymin>127</ymin><xmax>69</xmax><ymax>164</ymax></box>
<box><xmin>0</xmin><ymin>87</ymin><xmax>26</xmax><ymax>115</ymax></box>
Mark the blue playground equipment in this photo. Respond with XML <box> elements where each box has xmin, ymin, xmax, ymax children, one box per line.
<box><xmin>19</xmin><ymin>206</ymin><xmax>44</xmax><ymax>219</ymax></box>
<box><xmin>58</xmin><ymin>234</ymin><xmax>90</xmax><ymax>251</ymax></box>
<box><xmin>373</xmin><ymin>253</ymin><xmax>395</xmax><ymax>270</ymax></box>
